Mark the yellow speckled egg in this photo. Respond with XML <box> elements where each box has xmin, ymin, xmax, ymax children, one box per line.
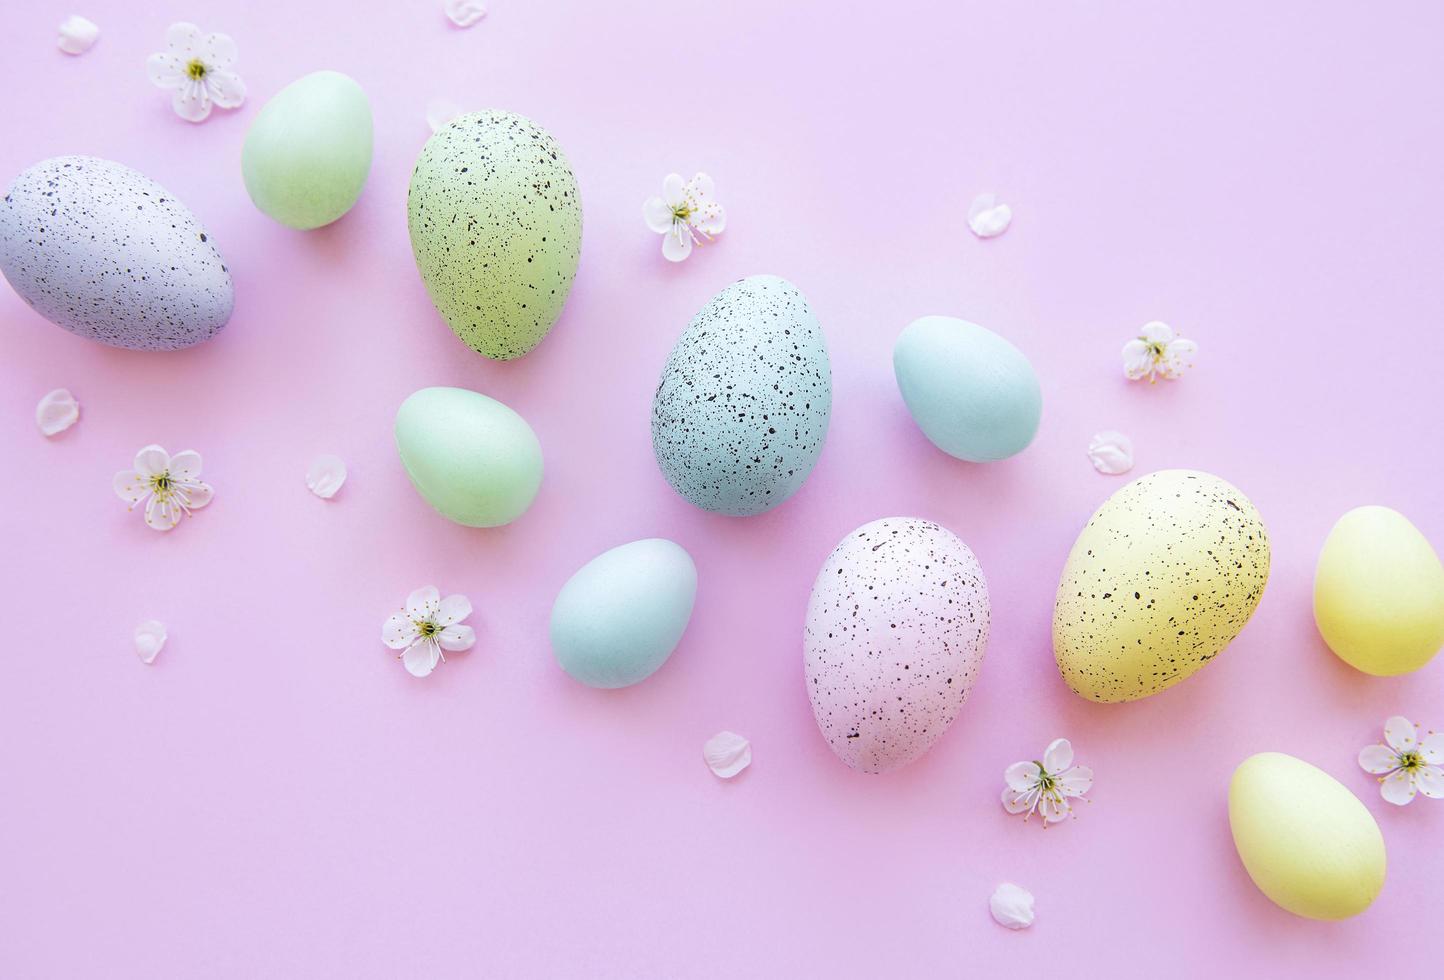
<box><xmin>1053</xmin><ymin>469</ymin><xmax>1270</xmax><ymax>702</ymax></box>
<box><xmin>1229</xmin><ymin>752</ymin><xmax>1385</xmax><ymax>920</ymax></box>
<box><xmin>1314</xmin><ymin>506</ymin><xmax>1444</xmax><ymax>676</ymax></box>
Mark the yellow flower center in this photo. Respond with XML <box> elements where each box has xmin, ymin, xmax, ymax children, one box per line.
<box><xmin>417</xmin><ymin>621</ymin><xmax>439</xmax><ymax>638</ymax></box>
<box><xmin>671</xmin><ymin>204</ymin><xmax>692</xmax><ymax>221</ymax></box>
<box><xmin>1399</xmin><ymin>751</ymin><xmax>1422</xmax><ymax>771</ymax></box>
<box><xmin>150</xmin><ymin>472</ymin><xmax>173</xmax><ymax>494</ymax></box>
<box><xmin>186</xmin><ymin>59</ymin><xmax>208</xmax><ymax>81</ymax></box>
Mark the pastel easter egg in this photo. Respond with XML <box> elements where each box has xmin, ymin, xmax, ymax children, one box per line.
<box><xmin>407</xmin><ymin>109</ymin><xmax>582</xmax><ymax>360</ymax></box>
<box><xmin>1314</xmin><ymin>506</ymin><xmax>1444</xmax><ymax>676</ymax></box>
<box><xmin>394</xmin><ymin>386</ymin><xmax>542</xmax><ymax>527</ymax></box>
<box><xmin>803</xmin><ymin>518</ymin><xmax>990</xmax><ymax>773</ymax></box>
<box><xmin>550</xmin><ymin>539</ymin><xmax>698</xmax><ymax>688</ymax></box>
<box><xmin>1229</xmin><ymin>752</ymin><xmax>1386</xmax><ymax>920</ymax></box>
<box><xmin>1053</xmin><ymin>469</ymin><xmax>1270</xmax><ymax>702</ymax></box>
<box><xmin>652</xmin><ymin>275</ymin><xmax>831</xmax><ymax>516</ymax></box>
<box><xmin>893</xmin><ymin>316</ymin><xmax>1042</xmax><ymax>462</ymax></box>
<box><xmin>0</xmin><ymin>156</ymin><xmax>232</xmax><ymax>351</ymax></box>
<box><xmin>242</xmin><ymin>70</ymin><xmax>374</xmax><ymax>230</ymax></box>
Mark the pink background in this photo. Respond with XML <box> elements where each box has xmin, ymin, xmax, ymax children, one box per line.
<box><xmin>3</xmin><ymin>2</ymin><xmax>1442</xmax><ymax>977</ymax></box>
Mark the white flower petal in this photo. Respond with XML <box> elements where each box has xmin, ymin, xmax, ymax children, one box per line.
<box><xmin>199</xmin><ymin>31</ymin><xmax>238</xmax><ymax>69</ymax></box>
<box><xmin>1380</xmin><ymin>769</ymin><xmax>1416</xmax><ymax>806</ymax></box>
<box><xmin>437</xmin><ymin>624</ymin><xmax>475</xmax><ymax>652</ymax></box>
<box><xmin>144</xmin><ymin>494</ymin><xmax>181</xmax><ymax>531</ymax></box>
<box><xmin>662</xmin><ymin>226</ymin><xmax>693</xmax><ymax>262</ymax></box>
<box><xmin>402</xmin><ymin>640</ymin><xmax>441</xmax><ymax>677</ymax></box>
<box><xmin>1157</xmin><ymin>338</ymin><xmax>1197</xmax><ymax>379</ymax></box>
<box><xmin>58</xmin><ymin>16</ymin><xmax>100</xmax><ymax>55</ymax></box>
<box><xmin>703</xmin><ymin>731</ymin><xmax>752</xmax><ymax>778</ymax></box>
<box><xmin>989</xmin><ymin>883</ymin><xmax>1035</xmax><ymax>930</ymax></box>
<box><xmin>1416</xmin><ymin>765</ymin><xmax>1444</xmax><ymax>799</ymax></box>
<box><xmin>1138</xmin><ymin>321</ymin><xmax>1175</xmax><ymax>345</ymax></box>
<box><xmin>36</xmin><ymin>388</ymin><xmax>80</xmax><ymax>436</ymax></box>
<box><xmin>306</xmin><ymin>454</ymin><xmax>347</xmax><ymax>499</ymax></box>
<box><xmin>444</xmin><ymin>0</ymin><xmax>488</xmax><ymax>28</ymax></box>
<box><xmin>436</xmin><ymin>594</ymin><xmax>472</xmax><ymax>626</ymax></box>
<box><xmin>661</xmin><ymin>173</ymin><xmax>686</xmax><ymax>209</ymax></box>
<box><xmin>1001</xmin><ymin>785</ymin><xmax>1035</xmax><ymax>814</ymax></box>
<box><xmin>967</xmin><ymin>193</ymin><xmax>1012</xmax><ymax>238</ymax></box>
<box><xmin>1043</xmin><ymin>738</ymin><xmax>1074</xmax><ymax>774</ymax></box>
<box><xmin>172</xmin><ymin>80</ymin><xmax>212</xmax><ymax>123</ymax></box>
<box><xmin>1056</xmin><ymin>766</ymin><xmax>1093</xmax><ymax>798</ymax></box>
<box><xmin>1122</xmin><ymin>338</ymin><xmax>1155</xmax><ymax>381</ymax></box>
<box><xmin>643</xmin><ymin>196</ymin><xmax>674</xmax><ymax>235</ymax></box>
<box><xmin>406</xmin><ymin>586</ymin><xmax>441</xmax><ymax>621</ymax></box>
<box><xmin>181</xmin><ymin>481</ymin><xmax>214</xmax><ymax>510</ymax></box>
<box><xmin>1040</xmin><ymin>794</ymin><xmax>1071</xmax><ymax>823</ymax></box>
<box><xmin>1087</xmin><ymin>430</ymin><xmax>1134</xmax><ymax>475</ymax></box>
<box><xmin>684</xmin><ymin>172</ymin><xmax>716</xmax><ymax>202</ymax></box>
<box><xmin>113</xmin><ymin>471</ymin><xmax>149</xmax><ymax>506</ymax></box>
<box><xmin>168</xmin><ymin>450</ymin><xmax>202</xmax><ymax>482</ymax></box>
<box><xmin>146</xmin><ymin>52</ymin><xmax>185</xmax><ymax>88</ymax></box>
<box><xmin>1004</xmin><ymin>761</ymin><xmax>1039</xmax><ymax>793</ymax></box>
<box><xmin>1419</xmin><ymin>732</ymin><xmax>1444</xmax><ymax>765</ymax></box>
<box><xmin>1358</xmin><ymin>744</ymin><xmax>1398</xmax><ymax>775</ymax></box>
<box><xmin>383</xmin><ymin>612</ymin><xmax>418</xmax><ymax>649</ymax></box>
<box><xmin>164</xmin><ymin>22</ymin><xmax>203</xmax><ymax>56</ymax></box>
<box><xmin>132</xmin><ymin>445</ymin><xmax>170</xmax><ymax>478</ymax></box>
<box><xmin>426</xmin><ymin>98</ymin><xmax>465</xmax><ymax>132</ymax></box>
<box><xmin>205</xmin><ymin>70</ymin><xmax>246</xmax><ymax>109</ymax></box>
<box><xmin>1385</xmin><ymin>716</ymin><xmax>1418</xmax><ymax>752</ymax></box>
<box><xmin>690</xmin><ymin>203</ymin><xmax>726</xmax><ymax>237</ymax></box>
<box><xmin>134</xmin><ymin>620</ymin><xmax>167</xmax><ymax>664</ymax></box>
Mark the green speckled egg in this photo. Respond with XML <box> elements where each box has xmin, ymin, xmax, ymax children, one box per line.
<box><xmin>394</xmin><ymin>386</ymin><xmax>543</xmax><ymax>527</ymax></box>
<box><xmin>241</xmin><ymin>71</ymin><xmax>373</xmax><ymax>230</ymax></box>
<box><xmin>407</xmin><ymin>110</ymin><xmax>582</xmax><ymax>360</ymax></box>
<box><xmin>1053</xmin><ymin>469</ymin><xmax>1270</xmax><ymax>702</ymax></box>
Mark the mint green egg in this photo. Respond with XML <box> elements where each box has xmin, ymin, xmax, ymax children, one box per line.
<box><xmin>550</xmin><ymin>539</ymin><xmax>698</xmax><ymax>689</ymax></box>
<box><xmin>893</xmin><ymin>316</ymin><xmax>1042</xmax><ymax>462</ymax></box>
<box><xmin>394</xmin><ymin>386</ymin><xmax>543</xmax><ymax>527</ymax></box>
<box><xmin>407</xmin><ymin>110</ymin><xmax>582</xmax><ymax>360</ymax></box>
<box><xmin>241</xmin><ymin>70</ymin><xmax>373</xmax><ymax>230</ymax></box>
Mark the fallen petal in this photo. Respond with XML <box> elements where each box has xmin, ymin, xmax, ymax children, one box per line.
<box><xmin>444</xmin><ymin>0</ymin><xmax>487</xmax><ymax>27</ymax></box>
<box><xmin>967</xmin><ymin>193</ymin><xmax>1012</xmax><ymax>238</ymax></box>
<box><xmin>36</xmin><ymin>388</ymin><xmax>80</xmax><ymax>436</ymax></box>
<box><xmin>134</xmin><ymin>620</ymin><xmax>167</xmax><ymax>664</ymax></box>
<box><xmin>426</xmin><ymin>98</ymin><xmax>464</xmax><ymax>132</ymax></box>
<box><xmin>703</xmin><ymin>731</ymin><xmax>752</xmax><ymax>778</ymax></box>
<box><xmin>1087</xmin><ymin>430</ymin><xmax>1134</xmax><ymax>475</ymax></box>
<box><xmin>989</xmin><ymin>883</ymin><xmax>1035</xmax><ymax>930</ymax></box>
<box><xmin>58</xmin><ymin>15</ymin><xmax>100</xmax><ymax>54</ymax></box>
<box><xmin>306</xmin><ymin>454</ymin><xmax>347</xmax><ymax>499</ymax></box>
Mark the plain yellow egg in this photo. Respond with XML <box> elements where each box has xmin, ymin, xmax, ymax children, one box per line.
<box><xmin>1228</xmin><ymin>752</ymin><xmax>1385</xmax><ymax>920</ymax></box>
<box><xmin>1314</xmin><ymin>506</ymin><xmax>1444</xmax><ymax>676</ymax></box>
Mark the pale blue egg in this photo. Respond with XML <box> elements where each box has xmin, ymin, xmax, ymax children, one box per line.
<box><xmin>550</xmin><ymin>539</ymin><xmax>698</xmax><ymax>688</ymax></box>
<box><xmin>893</xmin><ymin>316</ymin><xmax>1042</xmax><ymax>462</ymax></box>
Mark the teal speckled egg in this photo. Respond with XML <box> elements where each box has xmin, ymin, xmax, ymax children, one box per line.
<box><xmin>241</xmin><ymin>71</ymin><xmax>373</xmax><ymax>230</ymax></box>
<box><xmin>651</xmin><ymin>275</ymin><xmax>832</xmax><ymax>516</ymax></box>
<box><xmin>550</xmin><ymin>539</ymin><xmax>698</xmax><ymax>688</ymax></box>
<box><xmin>394</xmin><ymin>386</ymin><xmax>542</xmax><ymax>527</ymax></box>
<box><xmin>407</xmin><ymin>109</ymin><xmax>582</xmax><ymax>360</ymax></box>
<box><xmin>893</xmin><ymin>316</ymin><xmax>1042</xmax><ymax>462</ymax></box>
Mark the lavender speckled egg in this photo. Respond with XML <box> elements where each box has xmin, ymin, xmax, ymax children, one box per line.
<box><xmin>651</xmin><ymin>275</ymin><xmax>831</xmax><ymax>516</ymax></box>
<box><xmin>804</xmin><ymin>517</ymin><xmax>991</xmax><ymax>773</ymax></box>
<box><xmin>407</xmin><ymin>109</ymin><xmax>582</xmax><ymax>360</ymax></box>
<box><xmin>0</xmin><ymin>156</ymin><xmax>233</xmax><ymax>351</ymax></box>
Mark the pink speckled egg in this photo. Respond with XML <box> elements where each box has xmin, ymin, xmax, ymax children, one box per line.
<box><xmin>803</xmin><ymin>517</ymin><xmax>990</xmax><ymax>773</ymax></box>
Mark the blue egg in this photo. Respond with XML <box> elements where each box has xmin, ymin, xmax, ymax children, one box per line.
<box><xmin>651</xmin><ymin>275</ymin><xmax>832</xmax><ymax>516</ymax></box>
<box><xmin>549</xmin><ymin>539</ymin><xmax>698</xmax><ymax>689</ymax></box>
<box><xmin>893</xmin><ymin>316</ymin><xmax>1042</xmax><ymax>462</ymax></box>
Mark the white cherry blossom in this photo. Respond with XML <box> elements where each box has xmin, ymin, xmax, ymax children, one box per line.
<box><xmin>1359</xmin><ymin>716</ymin><xmax>1443</xmax><ymax>806</ymax></box>
<box><xmin>1122</xmin><ymin>321</ymin><xmax>1197</xmax><ymax>382</ymax></box>
<box><xmin>382</xmin><ymin>586</ymin><xmax>477</xmax><ymax>678</ymax></box>
<box><xmin>1002</xmin><ymin>738</ymin><xmax>1093</xmax><ymax>826</ymax></box>
<box><xmin>113</xmin><ymin>445</ymin><xmax>214</xmax><ymax>532</ymax></box>
<box><xmin>146</xmin><ymin>22</ymin><xmax>246</xmax><ymax>123</ymax></box>
<box><xmin>643</xmin><ymin>172</ymin><xmax>726</xmax><ymax>262</ymax></box>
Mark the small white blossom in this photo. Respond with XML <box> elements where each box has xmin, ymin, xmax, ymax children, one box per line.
<box><xmin>1002</xmin><ymin>738</ymin><xmax>1093</xmax><ymax>826</ymax></box>
<box><xmin>113</xmin><ymin>445</ymin><xmax>214</xmax><ymax>532</ymax></box>
<box><xmin>382</xmin><ymin>586</ymin><xmax>476</xmax><ymax>678</ymax></box>
<box><xmin>1122</xmin><ymin>321</ymin><xmax>1197</xmax><ymax>382</ymax></box>
<box><xmin>146</xmin><ymin>23</ymin><xmax>245</xmax><ymax>123</ymax></box>
<box><xmin>1359</xmin><ymin>716</ymin><xmax>1443</xmax><ymax>806</ymax></box>
<box><xmin>643</xmin><ymin>172</ymin><xmax>726</xmax><ymax>262</ymax></box>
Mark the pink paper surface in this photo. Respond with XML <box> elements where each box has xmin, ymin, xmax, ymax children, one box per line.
<box><xmin>3</xmin><ymin>2</ymin><xmax>1442</xmax><ymax>977</ymax></box>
